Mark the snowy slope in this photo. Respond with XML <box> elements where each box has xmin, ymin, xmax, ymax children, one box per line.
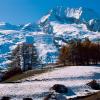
<box><xmin>0</xmin><ymin>30</ymin><xmax>25</xmax><ymax>68</ymax></box>
<box><xmin>0</xmin><ymin>66</ymin><xmax>99</xmax><ymax>100</ymax></box>
<box><xmin>50</xmin><ymin>22</ymin><xmax>100</xmax><ymax>41</ymax></box>
<box><xmin>0</xmin><ymin>30</ymin><xmax>58</xmax><ymax>68</ymax></box>
<box><xmin>39</xmin><ymin>7</ymin><xmax>100</xmax><ymax>42</ymax></box>
<box><xmin>26</xmin><ymin>34</ymin><xmax>58</xmax><ymax>64</ymax></box>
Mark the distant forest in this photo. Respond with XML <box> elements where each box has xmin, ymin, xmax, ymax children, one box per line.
<box><xmin>8</xmin><ymin>38</ymin><xmax>100</xmax><ymax>72</ymax></box>
<box><xmin>58</xmin><ymin>38</ymin><xmax>100</xmax><ymax>66</ymax></box>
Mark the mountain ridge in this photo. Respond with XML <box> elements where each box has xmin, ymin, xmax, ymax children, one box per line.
<box><xmin>0</xmin><ymin>7</ymin><xmax>100</xmax><ymax>69</ymax></box>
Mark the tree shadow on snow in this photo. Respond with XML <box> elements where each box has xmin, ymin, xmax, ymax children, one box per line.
<box><xmin>91</xmin><ymin>72</ymin><xmax>100</xmax><ymax>80</ymax></box>
<box><xmin>66</xmin><ymin>88</ymin><xmax>76</xmax><ymax>96</ymax></box>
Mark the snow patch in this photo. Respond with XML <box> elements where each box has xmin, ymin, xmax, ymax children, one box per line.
<box><xmin>40</xmin><ymin>14</ymin><xmax>50</xmax><ymax>23</ymax></box>
<box><xmin>66</xmin><ymin>7</ymin><xmax>82</xmax><ymax>19</ymax></box>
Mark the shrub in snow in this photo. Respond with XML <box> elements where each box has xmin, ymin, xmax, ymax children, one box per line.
<box><xmin>2</xmin><ymin>67</ymin><xmax>22</xmax><ymax>80</ymax></box>
<box><xmin>50</xmin><ymin>84</ymin><xmax>68</xmax><ymax>93</ymax></box>
<box><xmin>87</xmin><ymin>80</ymin><xmax>100</xmax><ymax>90</ymax></box>
<box><xmin>1</xmin><ymin>96</ymin><xmax>10</xmax><ymax>100</ymax></box>
<box><xmin>23</xmin><ymin>98</ymin><xmax>33</xmax><ymax>100</ymax></box>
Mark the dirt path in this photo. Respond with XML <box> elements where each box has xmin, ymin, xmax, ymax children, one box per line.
<box><xmin>71</xmin><ymin>91</ymin><xmax>100</xmax><ymax>100</ymax></box>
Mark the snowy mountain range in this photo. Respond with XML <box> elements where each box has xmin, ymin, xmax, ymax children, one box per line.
<box><xmin>0</xmin><ymin>7</ymin><xmax>100</xmax><ymax>69</ymax></box>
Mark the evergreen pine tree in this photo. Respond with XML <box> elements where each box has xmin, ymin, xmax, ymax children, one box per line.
<box><xmin>8</xmin><ymin>43</ymin><xmax>40</xmax><ymax>71</ymax></box>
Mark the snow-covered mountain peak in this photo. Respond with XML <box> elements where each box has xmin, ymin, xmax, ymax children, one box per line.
<box><xmin>21</xmin><ymin>23</ymin><xmax>41</xmax><ymax>32</ymax></box>
<box><xmin>0</xmin><ymin>7</ymin><xmax>100</xmax><ymax>69</ymax></box>
<box><xmin>39</xmin><ymin>7</ymin><xmax>99</xmax><ymax>24</ymax></box>
<box><xmin>39</xmin><ymin>7</ymin><xmax>100</xmax><ymax>33</ymax></box>
<box><xmin>39</xmin><ymin>14</ymin><xmax>51</xmax><ymax>23</ymax></box>
<box><xmin>66</xmin><ymin>7</ymin><xmax>82</xmax><ymax>19</ymax></box>
<box><xmin>0</xmin><ymin>22</ymin><xmax>21</xmax><ymax>30</ymax></box>
<box><xmin>0</xmin><ymin>22</ymin><xmax>7</xmax><ymax>26</ymax></box>
<box><xmin>23</xmin><ymin>23</ymin><xmax>32</xmax><ymax>27</ymax></box>
<box><xmin>66</xmin><ymin>7</ymin><xmax>99</xmax><ymax>21</ymax></box>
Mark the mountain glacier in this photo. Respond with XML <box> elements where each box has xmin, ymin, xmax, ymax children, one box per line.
<box><xmin>0</xmin><ymin>7</ymin><xmax>100</xmax><ymax>69</ymax></box>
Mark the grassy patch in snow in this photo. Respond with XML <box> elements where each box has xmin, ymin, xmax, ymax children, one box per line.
<box><xmin>2</xmin><ymin>68</ymin><xmax>52</xmax><ymax>83</ymax></box>
<box><xmin>2</xmin><ymin>64</ymin><xmax>65</xmax><ymax>83</ymax></box>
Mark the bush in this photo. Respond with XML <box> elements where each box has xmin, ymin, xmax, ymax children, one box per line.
<box><xmin>87</xmin><ymin>80</ymin><xmax>100</xmax><ymax>90</ymax></box>
<box><xmin>1</xmin><ymin>96</ymin><xmax>10</xmax><ymax>100</ymax></box>
<box><xmin>2</xmin><ymin>67</ymin><xmax>22</xmax><ymax>81</ymax></box>
<box><xmin>23</xmin><ymin>98</ymin><xmax>33</xmax><ymax>100</ymax></box>
<box><xmin>50</xmin><ymin>84</ymin><xmax>68</xmax><ymax>93</ymax></box>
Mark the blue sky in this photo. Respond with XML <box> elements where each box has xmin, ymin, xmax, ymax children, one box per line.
<box><xmin>0</xmin><ymin>0</ymin><xmax>99</xmax><ymax>24</ymax></box>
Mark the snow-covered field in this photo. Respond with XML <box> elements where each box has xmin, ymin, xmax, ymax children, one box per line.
<box><xmin>0</xmin><ymin>66</ymin><xmax>100</xmax><ymax>100</ymax></box>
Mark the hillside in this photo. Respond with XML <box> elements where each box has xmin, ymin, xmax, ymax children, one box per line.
<box><xmin>0</xmin><ymin>66</ymin><xmax>100</xmax><ymax>100</ymax></box>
